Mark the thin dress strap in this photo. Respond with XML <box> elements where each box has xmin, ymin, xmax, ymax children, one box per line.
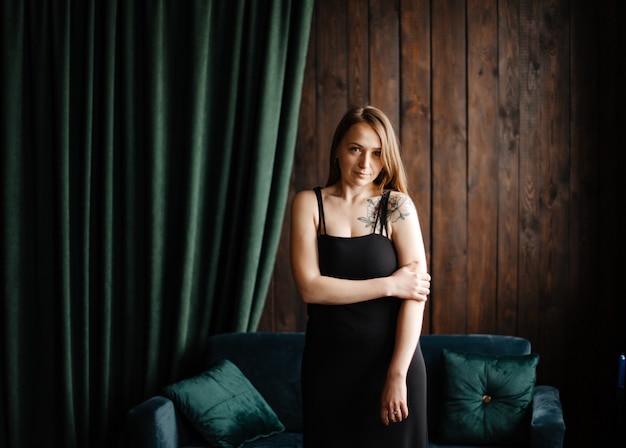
<box><xmin>375</xmin><ymin>190</ymin><xmax>392</xmax><ymax>237</ymax></box>
<box><xmin>313</xmin><ymin>186</ymin><xmax>326</xmax><ymax>236</ymax></box>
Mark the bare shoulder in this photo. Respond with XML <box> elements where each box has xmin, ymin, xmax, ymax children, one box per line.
<box><xmin>292</xmin><ymin>188</ymin><xmax>318</xmax><ymax>209</ymax></box>
<box><xmin>386</xmin><ymin>191</ymin><xmax>416</xmax><ymax>223</ymax></box>
<box><xmin>291</xmin><ymin>189</ymin><xmax>320</xmax><ymax>225</ymax></box>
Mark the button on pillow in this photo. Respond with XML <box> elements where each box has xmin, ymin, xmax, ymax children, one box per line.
<box><xmin>438</xmin><ymin>349</ymin><xmax>539</xmax><ymax>445</ymax></box>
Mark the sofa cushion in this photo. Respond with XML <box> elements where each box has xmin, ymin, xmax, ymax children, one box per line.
<box><xmin>205</xmin><ymin>332</ymin><xmax>304</xmax><ymax>432</ymax></box>
<box><xmin>420</xmin><ymin>334</ymin><xmax>531</xmax><ymax>438</ymax></box>
<box><xmin>161</xmin><ymin>359</ymin><xmax>285</xmax><ymax>448</ymax></box>
<box><xmin>438</xmin><ymin>349</ymin><xmax>539</xmax><ymax>446</ymax></box>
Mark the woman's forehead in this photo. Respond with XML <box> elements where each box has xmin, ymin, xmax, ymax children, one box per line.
<box><xmin>342</xmin><ymin>122</ymin><xmax>381</xmax><ymax>148</ymax></box>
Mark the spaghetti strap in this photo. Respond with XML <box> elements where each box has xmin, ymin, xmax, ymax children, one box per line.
<box><xmin>313</xmin><ymin>186</ymin><xmax>326</xmax><ymax>235</ymax></box>
<box><xmin>375</xmin><ymin>190</ymin><xmax>391</xmax><ymax>237</ymax></box>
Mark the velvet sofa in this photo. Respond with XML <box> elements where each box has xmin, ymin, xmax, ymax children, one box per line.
<box><xmin>126</xmin><ymin>332</ymin><xmax>565</xmax><ymax>448</ymax></box>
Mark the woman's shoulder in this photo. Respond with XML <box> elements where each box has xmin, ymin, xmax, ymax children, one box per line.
<box><xmin>292</xmin><ymin>188</ymin><xmax>321</xmax><ymax>209</ymax></box>
<box><xmin>384</xmin><ymin>190</ymin><xmax>417</xmax><ymax>219</ymax></box>
<box><xmin>294</xmin><ymin>187</ymin><xmax>322</xmax><ymax>199</ymax></box>
<box><xmin>385</xmin><ymin>190</ymin><xmax>414</xmax><ymax>205</ymax></box>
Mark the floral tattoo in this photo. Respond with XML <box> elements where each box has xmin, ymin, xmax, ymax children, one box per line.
<box><xmin>358</xmin><ymin>193</ymin><xmax>411</xmax><ymax>230</ymax></box>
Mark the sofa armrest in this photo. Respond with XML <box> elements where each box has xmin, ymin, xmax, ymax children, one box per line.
<box><xmin>126</xmin><ymin>396</ymin><xmax>179</xmax><ymax>448</ymax></box>
<box><xmin>530</xmin><ymin>385</ymin><xmax>565</xmax><ymax>448</ymax></box>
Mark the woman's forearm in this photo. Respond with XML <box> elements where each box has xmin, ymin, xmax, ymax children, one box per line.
<box><xmin>387</xmin><ymin>300</ymin><xmax>425</xmax><ymax>378</ymax></box>
<box><xmin>298</xmin><ymin>275</ymin><xmax>396</xmax><ymax>305</ymax></box>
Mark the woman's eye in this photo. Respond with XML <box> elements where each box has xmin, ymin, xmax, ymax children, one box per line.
<box><xmin>349</xmin><ymin>147</ymin><xmax>361</xmax><ymax>152</ymax></box>
<box><xmin>374</xmin><ymin>151</ymin><xmax>381</xmax><ymax>157</ymax></box>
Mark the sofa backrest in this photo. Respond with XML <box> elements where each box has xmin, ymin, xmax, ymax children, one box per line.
<box><xmin>419</xmin><ymin>334</ymin><xmax>531</xmax><ymax>438</ymax></box>
<box><xmin>203</xmin><ymin>332</ymin><xmax>532</xmax><ymax>439</ymax></box>
<box><xmin>205</xmin><ymin>332</ymin><xmax>305</xmax><ymax>432</ymax></box>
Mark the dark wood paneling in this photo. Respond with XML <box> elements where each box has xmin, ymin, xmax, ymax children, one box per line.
<box><xmin>369</xmin><ymin>0</ymin><xmax>400</xmax><ymax>124</ymax></box>
<box><xmin>496</xmin><ymin>0</ymin><xmax>521</xmax><ymax>338</ymax></box>
<box><xmin>431</xmin><ymin>0</ymin><xmax>468</xmax><ymax>334</ymax></box>
<box><xmin>260</xmin><ymin>1</ymin><xmax>625</xmax><ymax>446</ymax></box>
<box><xmin>399</xmin><ymin>0</ymin><xmax>432</xmax><ymax>331</ymax></box>
<box><xmin>316</xmin><ymin>0</ymin><xmax>348</xmax><ymax>176</ymax></box>
<box><xmin>536</xmin><ymin>0</ymin><xmax>570</xmax><ymax>394</ymax></box>
<box><xmin>467</xmin><ymin>0</ymin><xmax>499</xmax><ymax>334</ymax></box>
<box><xmin>347</xmin><ymin>0</ymin><xmax>369</xmax><ymax>107</ymax></box>
<box><xmin>517</xmin><ymin>0</ymin><xmax>542</xmax><ymax>346</ymax></box>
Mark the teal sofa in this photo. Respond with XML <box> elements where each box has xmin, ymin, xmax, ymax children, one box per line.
<box><xmin>126</xmin><ymin>332</ymin><xmax>565</xmax><ymax>448</ymax></box>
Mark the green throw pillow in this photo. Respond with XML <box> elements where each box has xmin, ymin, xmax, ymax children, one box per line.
<box><xmin>161</xmin><ymin>359</ymin><xmax>285</xmax><ymax>448</ymax></box>
<box><xmin>439</xmin><ymin>349</ymin><xmax>539</xmax><ymax>445</ymax></box>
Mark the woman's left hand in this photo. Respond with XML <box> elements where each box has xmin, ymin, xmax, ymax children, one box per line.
<box><xmin>380</xmin><ymin>374</ymin><xmax>409</xmax><ymax>426</ymax></box>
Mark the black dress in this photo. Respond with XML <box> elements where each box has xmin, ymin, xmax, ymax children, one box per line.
<box><xmin>301</xmin><ymin>187</ymin><xmax>428</xmax><ymax>448</ymax></box>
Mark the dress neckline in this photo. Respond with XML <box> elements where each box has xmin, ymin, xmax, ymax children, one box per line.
<box><xmin>314</xmin><ymin>186</ymin><xmax>392</xmax><ymax>240</ymax></box>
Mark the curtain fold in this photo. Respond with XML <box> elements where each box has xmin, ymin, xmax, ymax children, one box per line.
<box><xmin>0</xmin><ymin>0</ymin><xmax>314</xmax><ymax>446</ymax></box>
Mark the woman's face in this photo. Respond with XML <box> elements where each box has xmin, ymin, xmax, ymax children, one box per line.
<box><xmin>335</xmin><ymin>122</ymin><xmax>383</xmax><ymax>188</ymax></box>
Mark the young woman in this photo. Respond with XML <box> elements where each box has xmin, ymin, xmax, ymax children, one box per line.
<box><xmin>290</xmin><ymin>106</ymin><xmax>431</xmax><ymax>447</ymax></box>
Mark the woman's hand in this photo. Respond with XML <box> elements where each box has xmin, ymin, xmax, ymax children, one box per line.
<box><xmin>391</xmin><ymin>262</ymin><xmax>430</xmax><ymax>302</ymax></box>
<box><xmin>380</xmin><ymin>373</ymin><xmax>409</xmax><ymax>426</ymax></box>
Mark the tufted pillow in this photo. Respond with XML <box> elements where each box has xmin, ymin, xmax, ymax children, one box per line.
<box><xmin>161</xmin><ymin>359</ymin><xmax>285</xmax><ymax>448</ymax></box>
<box><xmin>438</xmin><ymin>349</ymin><xmax>539</xmax><ymax>445</ymax></box>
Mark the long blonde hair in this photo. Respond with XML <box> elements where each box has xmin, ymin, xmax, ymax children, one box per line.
<box><xmin>325</xmin><ymin>105</ymin><xmax>408</xmax><ymax>194</ymax></box>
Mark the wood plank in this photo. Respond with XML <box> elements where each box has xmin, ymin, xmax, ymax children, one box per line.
<box><xmin>295</xmin><ymin>2</ymin><xmax>320</xmax><ymax>196</ymax></box>
<box><xmin>369</xmin><ymin>0</ymin><xmax>400</xmax><ymax>125</ymax></box>
<box><xmin>496</xmin><ymin>0</ymin><xmax>521</xmax><ymax>334</ymax></box>
<box><xmin>316</xmin><ymin>0</ymin><xmax>348</xmax><ymax>185</ymax></box>
<box><xmin>399</xmin><ymin>0</ymin><xmax>432</xmax><ymax>332</ymax></box>
<box><xmin>467</xmin><ymin>0</ymin><xmax>499</xmax><ymax>334</ymax></box>
<box><xmin>347</xmin><ymin>0</ymin><xmax>369</xmax><ymax>107</ymax></box>
<box><xmin>431</xmin><ymin>0</ymin><xmax>468</xmax><ymax>334</ymax></box>
<box><xmin>517</xmin><ymin>0</ymin><xmax>541</xmax><ymax>343</ymax></box>
<box><xmin>536</xmin><ymin>0</ymin><xmax>570</xmax><ymax>387</ymax></box>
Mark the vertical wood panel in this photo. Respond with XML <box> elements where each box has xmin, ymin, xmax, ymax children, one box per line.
<box><xmin>517</xmin><ymin>0</ymin><xmax>541</xmax><ymax>342</ymax></box>
<box><xmin>431</xmin><ymin>0</ymin><xmax>468</xmax><ymax>333</ymax></box>
<box><xmin>399</xmin><ymin>0</ymin><xmax>432</xmax><ymax>331</ymax></box>
<box><xmin>347</xmin><ymin>0</ymin><xmax>369</xmax><ymax>107</ymax></box>
<box><xmin>536</xmin><ymin>0</ymin><xmax>569</xmax><ymax>385</ymax></box>
<box><xmin>467</xmin><ymin>0</ymin><xmax>499</xmax><ymax>333</ymax></box>
<box><xmin>295</xmin><ymin>2</ymin><xmax>319</xmax><ymax>195</ymax></box>
<box><xmin>369</xmin><ymin>0</ymin><xmax>400</xmax><ymax>125</ymax></box>
<box><xmin>496</xmin><ymin>0</ymin><xmax>521</xmax><ymax>334</ymax></box>
<box><xmin>316</xmin><ymin>0</ymin><xmax>348</xmax><ymax>183</ymax></box>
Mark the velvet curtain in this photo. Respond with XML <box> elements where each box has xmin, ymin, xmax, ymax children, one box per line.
<box><xmin>0</xmin><ymin>0</ymin><xmax>313</xmax><ymax>446</ymax></box>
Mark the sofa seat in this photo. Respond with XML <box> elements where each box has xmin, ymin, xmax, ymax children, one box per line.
<box><xmin>126</xmin><ymin>332</ymin><xmax>565</xmax><ymax>448</ymax></box>
<box><xmin>179</xmin><ymin>433</ymin><xmax>302</xmax><ymax>448</ymax></box>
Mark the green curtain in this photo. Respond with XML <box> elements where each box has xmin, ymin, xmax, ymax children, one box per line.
<box><xmin>0</xmin><ymin>0</ymin><xmax>314</xmax><ymax>446</ymax></box>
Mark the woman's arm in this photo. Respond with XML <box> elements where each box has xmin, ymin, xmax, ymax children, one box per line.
<box><xmin>289</xmin><ymin>189</ymin><xmax>430</xmax><ymax>305</ymax></box>
<box><xmin>380</xmin><ymin>192</ymin><xmax>429</xmax><ymax>425</ymax></box>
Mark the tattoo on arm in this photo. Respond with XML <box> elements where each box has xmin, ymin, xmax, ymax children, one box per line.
<box><xmin>388</xmin><ymin>194</ymin><xmax>411</xmax><ymax>223</ymax></box>
<box><xmin>356</xmin><ymin>193</ymin><xmax>412</xmax><ymax>229</ymax></box>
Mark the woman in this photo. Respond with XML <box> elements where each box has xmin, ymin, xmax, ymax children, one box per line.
<box><xmin>290</xmin><ymin>105</ymin><xmax>431</xmax><ymax>448</ymax></box>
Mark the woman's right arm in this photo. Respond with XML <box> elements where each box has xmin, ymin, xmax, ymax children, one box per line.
<box><xmin>289</xmin><ymin>190</ymin><xmax>429</xmax><ymax>305</ymax></box>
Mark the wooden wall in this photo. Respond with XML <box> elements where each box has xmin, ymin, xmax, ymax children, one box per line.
<box><xmin>259</xmin><ymin>0</ymin><xmax>626</xmax><ymax>446</ymax></box>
